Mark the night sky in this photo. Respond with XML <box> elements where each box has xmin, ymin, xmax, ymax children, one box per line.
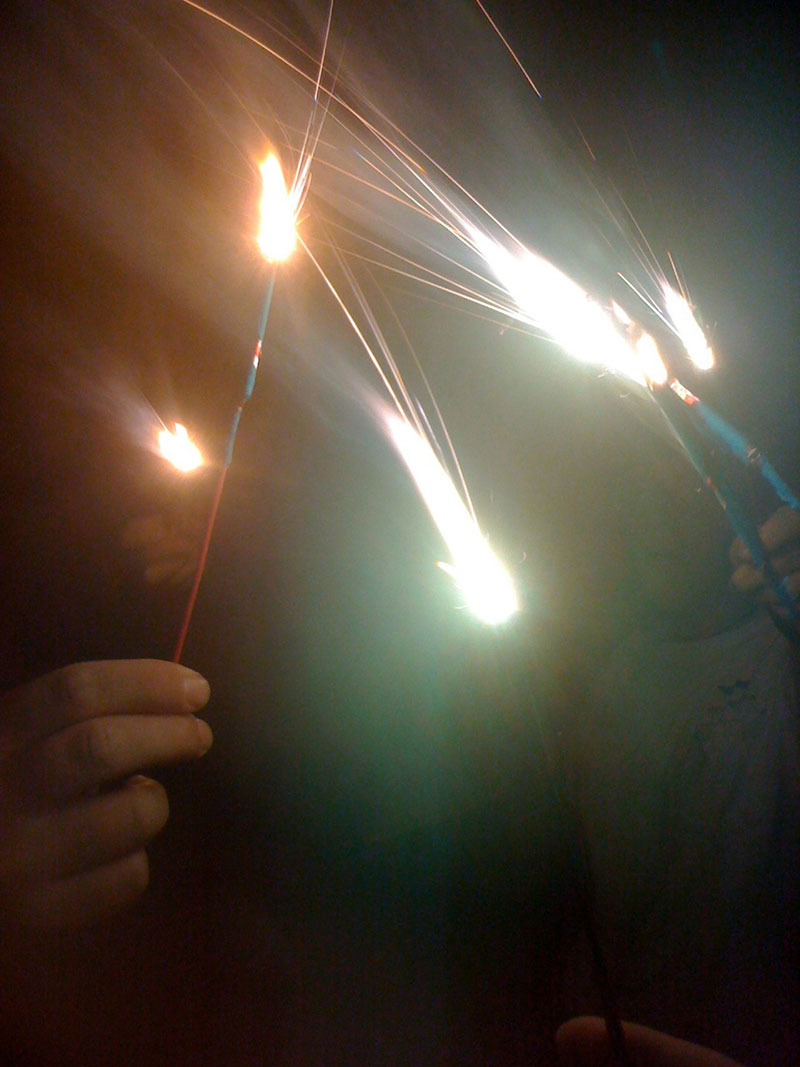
<box><xmin>0</xmin><ymin>2</ymin><xmax>798</xmax><ymax>1063</ymax></box>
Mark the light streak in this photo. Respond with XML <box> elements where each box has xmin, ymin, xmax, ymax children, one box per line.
<box><xmin>386</xmin><ymin>412</ymin><xmax>518</xmax><ymax>625</ymax></box>
<box><xmin>299</xmin><ymin>231</ymin><xmax>518</xmax><ymax>625</ymax></box>
<box><xmin>158</xmin><ymin>422</ymin><xmax>203</xmax><ymax>472</ymax></box>
<box><xmin>662</xmin><ymin>282</ymin><xmax>714</xmax><ymax>370</ymax></box>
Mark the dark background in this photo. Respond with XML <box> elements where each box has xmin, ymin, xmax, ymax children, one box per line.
<box><xmin>0</xmin><ymin>1</ymin><xmax>798</xmax><ymax>1063</ymax></box>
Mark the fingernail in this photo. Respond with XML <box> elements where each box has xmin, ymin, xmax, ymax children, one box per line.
<box><xmin>182</xmin><ymin>673</ymin><xmax>210</xmax><ymax>711</ymax></box>
<box><xmin>195</xmin><ymin>718</ymin><xmax>214</xmax><ymax>754</ymax></box>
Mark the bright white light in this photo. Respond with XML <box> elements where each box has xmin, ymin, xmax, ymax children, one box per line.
<box><xmin>386</xmin><ymin>414</ymin><xmax>519</xmax><ymax>625</ymax></box>
<box><xmin>610</xmin><ymin>302</ymin><xmax>669</xmax><ymax>385</ymax></box>
<box><xmin>257</xmin><ymin>153</ymin><xmax>299</xmax><ymax>263</ymax></box>
<box><xmin>634</xmin><ymin>331</ymin><xmax>668</xmax><ymax>386</ymax></box>
<box><xmin>158</xmin><ymin>423</ymin><xmax>203</xmax><ymax>472</ymax></box>
<box><xmin>467</xmin><ymin>224</ymin><xmax>648</xmax><ymax>386</ymax></box>
<box><xmin>662</xmin><ymin>283</ymin><xmax>714</xmax><ymax>370</ymax></box>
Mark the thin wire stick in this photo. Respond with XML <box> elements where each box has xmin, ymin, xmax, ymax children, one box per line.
<box><xmin>173</xmin><ymin>464</ymin><xmax>228</xmax><ymax>663</ymax></box>
<box><xmin>171</xmin><ymin>268</ymin><xmax>277</xmax><ymax>663</ymax></box>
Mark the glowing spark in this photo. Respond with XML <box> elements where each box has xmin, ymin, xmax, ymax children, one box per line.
<box><xmin>386</xmin><ymin>413</ymin><xmax>518</xmax><ymax>626</ymax></box>
<box><xmin>158</xmin><ymin>423</ymin><xmax>203</xmax><ymax>472</ymax></box>
<box><xmin>257</xmin><ymin>153</ymin><xmax>300</xmax><ymax>263</ymax></box>
<box><xmin>662</xmin><ymin>283</ymin><xmax>714</xmax><ymax>370</ymax></box>
<box><xmin>634</xmin><ymin>331</ymin><xmax>669</xmax><ymax>387</ymax></box>
<box><xmin>611</xmin><ymin>301</ymin><xmax>669</xmax><ymax>386</ymax></box>
<box><xmin>467</xmin><ymin>224</ymin><xmax>648</xmax><ymax>385</ymax></box>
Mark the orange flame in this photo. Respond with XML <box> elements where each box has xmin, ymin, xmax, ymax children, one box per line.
<box><xmin>158</xmin><ymin>423</ymin><xmax>203</xmax><ymax>472</ymax></box>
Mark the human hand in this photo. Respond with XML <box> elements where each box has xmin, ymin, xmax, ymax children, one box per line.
<box><xmin>0</xmin><ymin>660</ymin><xmax>212</xmax><ymax>927</ymax></box>
<box><xmin>729</xmin><ymin>505</ymin><xmax>800</xmax><ymax>613</ymax></box>
<box><xmin>556</xmin><ymin>1016</ymin><xmax>746</xmax><ymax>1066</ymax></box>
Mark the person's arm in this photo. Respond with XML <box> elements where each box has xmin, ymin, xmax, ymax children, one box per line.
<box><xmin>0</xmin><ymin>659</ymin><xmax>212</xmax><ymax>926</ymax></box>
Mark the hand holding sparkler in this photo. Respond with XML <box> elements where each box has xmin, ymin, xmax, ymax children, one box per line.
<box><xmin>730</xmin><ymin>505</ymin><xmax>800</xmax><ymax>623</ymax></box>
<box><xmin>0</xmin><ymin>659</ymin><xmax>212</xmax><ymax>927</ymax></box>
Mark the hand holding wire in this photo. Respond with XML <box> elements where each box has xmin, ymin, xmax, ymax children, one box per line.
<box><xmin>0</xmin><ymin>660</ymin><xmax>212</xmax><ymax>927</ymax></box>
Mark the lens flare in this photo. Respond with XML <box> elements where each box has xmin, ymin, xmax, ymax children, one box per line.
<box><xmin>386</xmin><ymin>413</ymin><xmax>518</xmax><ymax>625</ymax></box>
<box><xmin>158</xmin><ymin>423</ymin><xmax>203</xmax><ymax>472</ymax></box>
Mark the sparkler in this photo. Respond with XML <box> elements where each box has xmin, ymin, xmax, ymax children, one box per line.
<box><xmin>158</xmin><ymin>422</ymin><xmax>204</xmax><ymax>473</ymax></box>
<box><xmin>369</xmin><ymin>146</ymin><xmax>799</xmax><ymax>623</ymax></box>
<box><xmin>174</xmin><ymin>0</ymin><xmax>797</xmax><ymax>642</ymax></box>
<box><xmin>669</xmin><ymin>379</ymin><xmax>800</xmax><ymax>512</ymax></box>
<box><xmin>172</xmin><ymin>151</ymin><xmax>302</xmax><ymax>663</ymax></box>
<box><xmin>385</xmin><ymin>412</ymin><xmax>518</xmax><ymax>625</ymax></box>
<box><xmin>662</xmin><ymin>283</ymin><xmax>714</xmax><ymax>371</ymax></box>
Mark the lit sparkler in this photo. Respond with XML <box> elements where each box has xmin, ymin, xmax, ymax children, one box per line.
<box><xmin>662</xmin><ymin>283</ymin><xmax>714</xmax><ymax>371</ymax></box>
<box><xmin>465</xmin><ymin>225</ymin><xmax>649</xmax><ymax>386</ymax></box>
<box><xmin>386</xmin><ymin>412</ymin><xmax>518</xmax><ymax>625</ymax></box>
<box><xmin>158</xmin><ymin>422</ymin><xmax>203</xmax><ymax>473</ymax></box>
<box><xmin>176</xmin><ymin>1</ymin><xmax>796</xmax><ymax>630</ymax></box>
<box><xmin>172</xmin><ymin>149</ymin><xmax>303</xmax><ymax>663</ymax></box>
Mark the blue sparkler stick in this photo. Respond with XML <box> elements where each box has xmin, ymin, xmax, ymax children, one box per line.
<box><xmin>689</xmin><ymin>398</ymin><xmax>800</xmax><ymax>512</ymax></box>
<box><xmin>224</xmin><ymin>266</ymin><xmax>277</xmax><ymax>467</ymax></box>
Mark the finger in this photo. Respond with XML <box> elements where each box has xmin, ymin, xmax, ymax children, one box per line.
<box><xmin>732</xmin><ymin>563</ymin><xmax>800</xmax><ymax>600</ymax></box>
<box><xmin>20</xmin><ymin>850</ymin><xmax>150</xmax><ymax>927</ymax></box>
<box><xmin>13</xmin><ymin>776</ymin><xmax>169</xmax><ymax>881</ymax></box>
<box><xmin>23</xmin><ymin>714</ymin><xmax>213</xmax><ymax>806</ymax></box>
<box><xmin>750</xmin><ymin>572</ymin><xmax>800</xmax><ymax>607</ymax></box>
<box><xmin>730</xmin><ymin>562</ymin><xmax>766</xmax><ymax>594</ymax></box>
<box><xmin>556</xmin><ymin>1016</ymin><xmax>746</xmax><ymax>1067</ymax></box>
<box><xmin>730</xmin><ymin>506</ymin><xmax>800</xmax><ymax>565</ymax></box>
<box><xmin>766</xmin><ymin>545</ymin><xmax>800</xmax><ymax>579</ymax></box>
<box><xmin>756</xmin><ymin>505</ymin><xmax>800</xmax><ymax>553</ymax></box>
<box><xmin>2</xmin><ymin>659</ymin><xmax>210</xmax><ymax>741</ymax></box>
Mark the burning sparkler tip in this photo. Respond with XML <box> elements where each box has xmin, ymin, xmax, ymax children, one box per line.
<box><xmin>386</xmin><ymin>414</ymin><xmax>519</xmax><ymax>626</ymax></box>
<box><xmin>257</xmin><ymin>152</ymin><xmax>301</xmax><ymax>263</ymax></box>
<box><xmin>158</xmin><ymin>422</ymin><xmax>203</xmax><ymax>472</ymax></box>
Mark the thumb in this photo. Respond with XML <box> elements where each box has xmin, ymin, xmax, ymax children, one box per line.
<box><xmin>556</xmin><ymin>1017</ymin><xmax>747</xmax><ymax>1067</ymax></box>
